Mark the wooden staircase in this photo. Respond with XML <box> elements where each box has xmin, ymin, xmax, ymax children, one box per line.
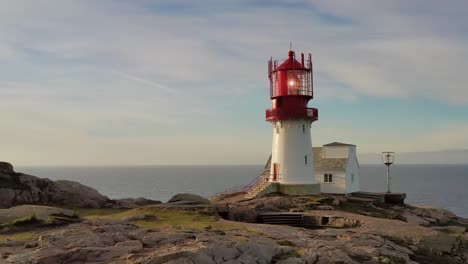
<box><xmin>210</xmin><ymin>157</ymin><xmax>275</xmax><ymax>200</ymax></box>
<box><xmin>245</xmin><ymin>180</ymin><xmax>272</xmax><ymax>199</ymax></box>
<box><xmin>259</xmin><ymin>213</ymin><xmax>304</xmax><ymax>227</ymax></box>
<box><xmin>209</xmin><ymin>169</ymin><xmax>272</xmax><ymax>200</ymax></box>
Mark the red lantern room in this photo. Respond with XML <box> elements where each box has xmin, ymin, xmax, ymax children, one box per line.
<box><xmin>266</xmin><ymin>50</ymin><xmax>318</xmax><ymax>122</ymax></box>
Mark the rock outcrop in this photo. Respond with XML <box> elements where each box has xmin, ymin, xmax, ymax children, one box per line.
<box><xmin>0</xmin><ymin>205</ymin><xmax>79</xmax><ymax>228</ymax></box>
<box><xmin>0</xmin><ymin>162</ymin><xmax>109</xmax><ymax>209</ymax></box>
<box><xmin>1</xmin><ymin>209</ymin><xmax>467</xmax><ymax>264</ymax></box>
<box><xmin>168</xmin><ymin>193</ymin><xmax>210</xmax><ymax>205</ymax></box>
<box><xmin>1</xmin><ymin>161</ymin><xmax>467</xmax><ymax>263</ymax></box>
<box><xmin>114</xmin><ymin>197</ymin><xmax>162</xmax><ymax>209</ymax></box>
<box><xmin>395</xmin><ymin>205</ymin><xmax>459</xmax><ymax>228</ymax></box>
<box><xmin>0</xmin><ymin>162</ymin><xmax>14</xmax><ymax>174</ymax></box>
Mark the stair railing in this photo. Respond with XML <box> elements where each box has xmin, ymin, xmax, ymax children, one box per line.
<box><xmin>209</xmin><ymin>171</ymin><xmax>270</xmax><ymax>199</ymax></box>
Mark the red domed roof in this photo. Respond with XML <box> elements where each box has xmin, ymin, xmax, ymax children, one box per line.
<box><xmin>275</xmin><ymin>51</ymin><xmax>307</xmax><ymax>71</ymax></box>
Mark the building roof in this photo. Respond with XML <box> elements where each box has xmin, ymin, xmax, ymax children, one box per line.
<box><xmin>313</xmin><ymin>147</ymin><xmax>347</xmax><ymax>171</ymax></box>
<box><xmin>323</xmin><ymin>142</ymin><xmax>356</xmax><ymax>147</ymax></box>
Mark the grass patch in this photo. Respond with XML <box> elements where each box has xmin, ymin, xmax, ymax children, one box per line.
<box><xmin>302</xmin><ymin>196</ymin><xmax>334</xmax><ymax>207</ymax></box>
<box><xmin>0</xmin><ymin>214</ymin><xmax>39</xmax><ymax>230</ymax></box>
<box><xmin>244</xmin><ymin>229</ymin><xmax>267</xmax><ymax>237</ymax></box>
<box><xmin>378</xmin><ymin>255</ymin><xmax>406</xmax><ymax>264</ymax></box>
<box><xmin>71</xmin><ymin>208</ymin><xmax>128</xmax><ymax>218</ymax></box>
<box><xmin>273</xmin><ymin>248</ymin><xmax>304</xmax><ymax>262</ymax></box>
<box><xmin>79</xmin><ymin>207</ymin><xmax>269</xmax><ymax>238</ymax></box>
<box><xmin>447</xmin><ymin>220</ymin><xmax>468</xmax><ymax>230</ymax></box>
<box><xmin>86</xmin><ymin>207</ymin><xmax>218</xmax><ymax>230</ymax></box>
<box><xmin>83</xmin><ymin>207</ymin><xmax>268</xmax><ymax>237</ymax></box>
<box><xmin>278</xmin><ymin>240</ymin><xmax>295</xmax><ymax>246</ymax></box>
<box><xmin>0</xmin><ymin>232</ymin><xmax>37</xmax><ymax>246</ymax></box>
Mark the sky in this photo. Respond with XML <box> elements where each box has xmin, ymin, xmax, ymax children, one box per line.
<box><xmin>1</xmin><ymin>0</ymin><xmax>468</xmax><ymax>166</ymax></box>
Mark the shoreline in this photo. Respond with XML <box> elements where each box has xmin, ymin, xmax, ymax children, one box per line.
<box><xmin>13</xmin><ymin>163</ymin><xmax>468</xmax><ymax>218</ymax></box>
<box><xmin>2</xmin><ymin>161</ymin><xmax>468</xmax><ymax>263</ymax></box>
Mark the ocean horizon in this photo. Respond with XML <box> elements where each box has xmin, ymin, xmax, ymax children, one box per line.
<box><xmin>17</xmin><ymin>164</ymin><xmax>468</xmax><ymax>218</ymax></box>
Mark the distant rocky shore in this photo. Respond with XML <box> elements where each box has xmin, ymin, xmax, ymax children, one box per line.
<box><xmin>1</xmin><ymin>161</ymin><xmax>468</xmax><ymax>263</ymax></box>
<box><xmin>0</xmin><ymin>162</ymin><xmax>161</xmax><ymax>209</ymax></box>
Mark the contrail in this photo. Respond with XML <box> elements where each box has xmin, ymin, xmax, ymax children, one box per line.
<box><xmin>112</xmin><ymin>70</ymin><xmax>177</xmax><ymax>94</ymax></box>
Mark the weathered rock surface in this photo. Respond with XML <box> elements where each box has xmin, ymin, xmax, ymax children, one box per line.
<box><xmin>1</xmin><ymin>169</ymin><xmax>467</xmax><ymax>264</ymax></box>
<box><xmin>52</xmin><ymin>180</ymin><xmax>109</xmax><ymax>208</ymax></box>
<box><xmin>398</xmin><ymin>205</ymin><xmax>459</xmax><ymax>227</ymax></box>
<box><xmin>0</xmin><ymin>205</ymin><xmax>77</xmax><ymax>226</ymax></box>
<box><xmin>222</xmin><ymin>194</ymin><xmax>468</xmax><ymax>230</ymax></box>
<box><xmin>0</xmin><ymin>162</ymin><xmax>14</xmax><ymax>174</ymax></box>
<box><xmin>2</xmin><ymin>212</ymin><xmax>467</xmax><ymax>264</ymax></box>
<box><xmin>432</xmin><ymin>225</ymin><xmax>466</xmax><ymax>234</ymax></box>
<box><xmin>0</xmin><ymin>162</ymin><xmax>110</xmax><ymax>209</ymax></box>
<box><xmin>168</xmin><ymin>193</ymin><xmax>210</xmax><ymax>205</ymax></box>
<box><xmin>115</xmin><ymin>197</ymin><xmax>162</xmax><ymax>208</ymax></box>
<box><xmin>400</xmin><ymin>211</ymin><xmax>431</xmax><ymax>226</ymax></box>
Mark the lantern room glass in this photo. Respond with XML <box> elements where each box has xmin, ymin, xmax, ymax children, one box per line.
<box><xmin>271</xmin><ymin>70</ymin><xmax>312</xmax><ymax>97</ymax></box>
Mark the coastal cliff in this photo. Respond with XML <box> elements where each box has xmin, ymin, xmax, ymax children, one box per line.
<box><xmin>1</xmin><ymin>162</ymin><xmax>468</xmax><ymax>263</ymax></box>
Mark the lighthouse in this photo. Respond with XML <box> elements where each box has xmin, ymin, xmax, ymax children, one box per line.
<box><xmin>266</xmin><ymin>50</ymin><xmax>319</xmax><ymax>188</ymax></box>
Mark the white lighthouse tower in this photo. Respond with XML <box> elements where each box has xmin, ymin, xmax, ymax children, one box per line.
<box><xmin>266</xmin><ymin>50</ymin><xmax>319</xmax><ymax>187</ymax></box>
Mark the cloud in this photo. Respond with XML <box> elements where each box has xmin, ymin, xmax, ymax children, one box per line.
<box><xmin>2</xmin><ymin>1</ymin><xmax>467</xmax><ymax>103</ymax></box>
<box><xmin>0</xmin><ymin>0</ymin><xmax>467</xmax><ymax>165</ymax></box>
<box><xmin>111</xmin><ymin>71</ymin><xmax>175</xmax><ymax>94</ymax></box>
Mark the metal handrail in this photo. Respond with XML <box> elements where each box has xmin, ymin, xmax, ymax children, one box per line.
<box><xmin>209</xmin><ymin>172</ymin><xmax>271</xmax><ymax>199</ymax></box>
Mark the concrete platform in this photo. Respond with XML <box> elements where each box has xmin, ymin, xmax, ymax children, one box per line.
<box><xmin>384</xmin><ymin>193</ymin><xmax>406</xmax><ymax>204</ymax></box>
<box><xmin>348</xmin><ymin>192</ymin><xmax>406</xmax><ymax>205</ymax></box>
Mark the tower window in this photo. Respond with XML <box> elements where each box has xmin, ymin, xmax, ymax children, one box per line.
<box><xmin>324</xmin><ymin>174</ymin><xmax>333</xmax><ymax>183</ymax></box>
<box><xmin>302</xmin><ymin>124</ymin><xmax>305</xmax><ymax>133</ymax></box>
<box><xmin>304</xmin><ymin>155</ymin><xmax>308</xmax><ymax>165</ymax></box>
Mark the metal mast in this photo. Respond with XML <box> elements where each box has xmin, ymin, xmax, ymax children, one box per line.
<box><xmin>382</xmin><ymin>152</ymin><xmax>395</xmax><ymax>193</ymax></box>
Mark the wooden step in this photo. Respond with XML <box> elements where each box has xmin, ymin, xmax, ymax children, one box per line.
<box><xmin>259</xmin><ymin>213</ymin><xmax>304</xmax><ymax>227</ymax></box>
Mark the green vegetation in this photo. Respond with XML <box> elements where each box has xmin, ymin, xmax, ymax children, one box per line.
<box><xmin>447</xmin><ymin>220</ymin><xmax>468</xmax><ymax>230</ymax></box>
<box><xmin>277</xmin><ymin>240</ymin><xmax>296</xmax><ymax>246</ymax></box>
<box><xmin>0</xmin><ymin>232</ymin><xmax>37</xmax><ymax>246</ymax></box>
<box><xmin>79</xmin><ymin>207</ymin><xmax>269</xmax><ymax>237</ymax></box>
<box><xmin>378</xmin><ymin>256</ymin><xmax>406</xmax><ymax>264</ymax></box>
<box><xmin>71</xmin><ymin>208</ymin><xmax>127</xmax><ymax>218</ymax></box>
<box><xmin>302</xmin><ymin>196</ymin><xmax>334</xmax><ymax>207</ymax></box>
<box><xmin>338</xmin><ymin>202</ymin><xmax>398</xmax><ymax>219</ymax></box>
<box><xmin>273</xmin><ymin>248</ymin><xmax>304</xmax><ymax>262</ymax></box>
<box><xmin>0</xmin><ymin>213</ymin><xmax>39</xmax><ymax>230</ymax></box>
<box><xmin>85</xmin><ymin>207</ymin><xmax>218</xmax><ymax>230</ymax></box>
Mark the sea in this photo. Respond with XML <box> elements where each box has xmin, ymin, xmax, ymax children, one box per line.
<box><xmin>17</xmin><ymin>164</ymin><xmax>468</xmax><ymax>218</ymax></box>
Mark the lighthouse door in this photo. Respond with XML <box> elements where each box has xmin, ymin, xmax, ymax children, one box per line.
<box><xmin>272</xmin><ymin>163</ymin><xmax>279</xmax><ymax>182</ymax></box>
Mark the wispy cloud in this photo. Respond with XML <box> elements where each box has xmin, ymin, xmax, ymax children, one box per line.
<box><xmin>0</xmin><ymin>0</ymin><xmax>467</xmax><ymax>165</ymax></box>
<box><xmin>111</xmin><ymin>70</ymin><xmax>176</xmax><ymax>94</ymax></box>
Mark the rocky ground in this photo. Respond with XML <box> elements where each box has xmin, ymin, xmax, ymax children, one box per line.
<box><xmin>1</xmin><ymin>161</ymin><xmax>468</xmax><ymax>263</ymax></box>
